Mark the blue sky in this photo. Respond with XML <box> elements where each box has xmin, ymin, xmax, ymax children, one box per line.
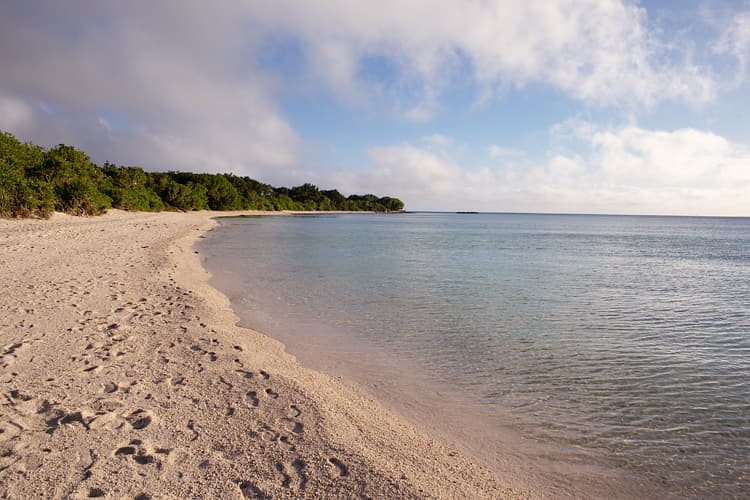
<box><xmin>1</xmin><ymin>1</ymin><xmax>749</xmax><ymax>214</ymax></box>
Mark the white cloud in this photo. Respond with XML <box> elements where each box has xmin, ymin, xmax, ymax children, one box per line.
<box><xmin>487</xmin><ymin>145</ymin><xmax>526</xmax><ymax>160</ymax></box>
<box><xmin>249</xmin><ymin>0</ymin><xmax>717</xmax><ymax>112</ymax></box>
<box><xmin>366</xmin><ymin>144</ymin><xmax>464</xmax><ymax>197</ymax></box>
<box><xmin>0</xmin><ymin>0</ymin><xmax>743</xmax><ymax>201</ymax></box>
<box><xmin>589</xmin><ymin>126</ymin><xmax>747</xmax><ymax>187</ymax></box>
<box><xmin>0</xmin><ymin>2</ymin><xmax>300</xmax><ymax>180</ymax></box>
<box><xmin>345</xmin><ymin>126</ymin><xmax>750</xmax><ymax>216</ymax></box>
<box><xmin>0</xmin><ymin>92</ymin><xmax>33</xmax><ymax>133</ymax></box>
<box><xmin>714</xmin><ymin>10</ymin><xmax>750</xmax><ymax>82</ymax></box>
<box><xmin>421</xmin><ymin>134</ymin><xmax>455</xmax><ymax>151</ymax></box>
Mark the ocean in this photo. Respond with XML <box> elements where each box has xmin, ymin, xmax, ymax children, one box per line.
<box><xmin>198</xmin><ymin>212</ymin><xmax>750</xmax><ymax>498</ymax></box>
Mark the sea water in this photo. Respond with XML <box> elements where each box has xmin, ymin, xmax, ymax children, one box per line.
<box><xmin>199</xmin><ymin>213</ymin><xmax>750</xmax><ymax>498</ymax></box>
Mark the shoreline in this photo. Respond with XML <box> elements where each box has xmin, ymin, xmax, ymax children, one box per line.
<box><xmin>0</xmin><ymin>210</ymin><xmax>528</xmax><ymax>498</ymax></box>
<box><xmin>202</xmin><ymin>213</ymin><xmax>666</xmax><ymax>500</ymax></box>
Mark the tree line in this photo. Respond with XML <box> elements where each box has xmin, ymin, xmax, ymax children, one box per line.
<box><xmin>0</xmin><ymin>131</ymin><xmax>405</xmax><ymax>218</ymax></box>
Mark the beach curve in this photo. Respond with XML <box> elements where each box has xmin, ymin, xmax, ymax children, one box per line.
<box><xmin>0</xmin><ymin>210</ymin><xmax>530</xmax><ymax>499</ymax></box>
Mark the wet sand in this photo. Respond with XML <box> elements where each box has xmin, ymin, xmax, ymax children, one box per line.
<box><xmin>0</xmin><ymin>210</ymin><xmax>530</xmax><ymax>499</ymax></box>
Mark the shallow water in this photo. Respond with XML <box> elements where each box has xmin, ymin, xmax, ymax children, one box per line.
<box><xmin>200</xmin><ymin>212</ymin><xmax>750</xmax><ymax>498</ymax></box>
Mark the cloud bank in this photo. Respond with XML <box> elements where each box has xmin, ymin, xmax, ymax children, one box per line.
<box><xmin>0</xmin><ymin>1</ymin><xmax>748</xmax><ymax>214</ymax></box>
<box><xmin>252</xmin><ymin>0</ymin><xmax>717</xmax><ymax>113</ymax></box>
<box><xmin>342</xmin><ymin>124</ymin><xmax>750</xmax><ymax>216</ymax></box>
<box><xmin>0</xmin><ymin>2</ymin><xmax>300</xmax><ymax>179</ymax></box>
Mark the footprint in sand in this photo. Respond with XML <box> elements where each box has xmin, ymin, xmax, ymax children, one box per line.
<box><xmin>282</xmin><ymin>418</ymin><xmax>303</xmax><ymax>435</ymax></box>
<box><xmin>264</xmin><ymin>388</ymin><xmax>278</xmax><ymax>399</ymax></box>
<box><xmin>237</xmin><ymin>481</ymin><xmax>268</xmax><ymax>499</ymax></box>
<box><xmin>328</xmin><ymin>457</ymin><xmax>349</xmax><ymax>477</ymax></box>
<box><xmin>218</xmin><ymin>376</ymin><xmax>232</xmax><ymax>389</ymax></box>
<box><xmin>278</xmin><ymin>435</ymin><xmax>296</xmax><ymax>452</ymax></box>
<box><xmin>246</xmin><ymin>391</ymin><xmax>259</xmax><ymax>407</ymax></box>
<box><xmin>275</xmin><ymin>462</ymin><xmax>291</xmax><ymax>488</ymax></box>
<box><xmin>275</xmin><ymin>459</ymin><xmax>307</xmax><ymax>491</ymax></box>
<box><xmin>45</xmin><ymin>410</ymin><xmax>95</xmax><ymax>434</ymax></box>
<box><xmin>186</xmin><ymin>419</ymin><xmax>199</xmax><ymax>441</ymax></box>
<box><xmin>9</xmin><ymin>389</ymin><xmax>32</xmax><ymax>402</ymax></box>
<box><xmin>125</xmin><ymin>410</ymin><xmax>152</xmax><ymax>430</ymax></box>
<box><xmin>253</xmin><ymin>424</ymin><xmax>279</xmax><ymax>444</ymax></box>
<box><xmin>114</xmin><ymin>446</ymin><xmax>137</xmax><ymax>457</ymax></box>
<box><xmin>1</xmin><ymin>341</ymin><xmax>29</xmax><ymax>367</ymax></box>
<box><xmin>291</xmin><ymin>459</ymin><xmax>307</xmax><ymax>490</ymax></box>
<box><xmin>86</xmin><ymin>487</ymin><xmax>106</xmax><ymax>497</ymax></box>
<box><xmin>288</xmin><ymin>405</ymin><xmax>302</xmax><ymax>418</ymax></box>
<box><xmin>114</xmin><ymin>440</ymin><xmax>169</xmax><ymax>466</ymax></box>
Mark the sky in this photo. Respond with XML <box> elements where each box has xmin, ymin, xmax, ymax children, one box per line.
<box><xmin>1</xmin><ymin>1</ymin><xmax>749</xmax><ymax>215</ymax></box>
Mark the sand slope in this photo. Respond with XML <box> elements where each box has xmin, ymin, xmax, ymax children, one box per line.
<box><xmin>0</xmin><ymin>210</ymin><xmax>530</xmax><ymax>499</ymax></box>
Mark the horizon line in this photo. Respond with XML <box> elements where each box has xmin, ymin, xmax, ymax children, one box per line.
<box><xmin>404</xmin><ymin>210</ymin><xmax>750</xmax><ymax>219</ymax></box>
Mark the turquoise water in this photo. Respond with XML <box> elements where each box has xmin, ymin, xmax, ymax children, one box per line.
<box><xmin>200</xmin><ymin>213</ymin><xmax>750</xmax><ymax>498</ymax></box>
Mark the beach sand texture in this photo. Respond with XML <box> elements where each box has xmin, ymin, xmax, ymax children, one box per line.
<box><xmin>0</xmin><ymin>210</ymin><xmax>530</xmax><ymax>499</ymax></box>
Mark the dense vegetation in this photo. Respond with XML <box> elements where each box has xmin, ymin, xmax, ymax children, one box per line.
<box><xmin>0</xmin><ymin>131</ymin><xmax>404</xmax><ymax>218</ymax></box>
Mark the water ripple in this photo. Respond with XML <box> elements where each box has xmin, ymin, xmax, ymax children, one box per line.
<box><xmin>202</xmin><ymin>213</ymin><xmax>750</xmax><ymax>498</ymax></box>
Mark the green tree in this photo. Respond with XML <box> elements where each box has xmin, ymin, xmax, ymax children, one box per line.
<box><xmin>162</xmin><ymin>180</ymin><xmax>208</xmax><ymax>211</ymax></box>
<box><xmin>31</xmin><ymin>144</ymin><xmax>111</xmax><ymax>215</ymax></box>
<box><xmin>101</xmin><ymin>164</ymin><xmax>164</xmax><ymax>211</ymax></box>
<box><xmin>0</xmin><ymin>132</ymin><xmax>54</xmax><ymax>217</ymax></box>
<box><xmin>378</xmin><ymin>196</ymin><xmax>404</xmax><ymax>212</ymax></box>
<box><xmin>290</xmin><ymin>183</ymin><xmax>323</xmax><ymax>206</ymax></box>
<box><xmin>200</xmin><ymin>174</ymin><xmax>243</xmax><ymax>210</ymax></box>
<box><xmin>1</xmin><ymin>130</ymin><xmax>406</xmax><ymax>217</ymax></box>
<box><xmin>321</xmin><ymin>189</ymin><xmax>346</xmax><ymax>210</ymax></box>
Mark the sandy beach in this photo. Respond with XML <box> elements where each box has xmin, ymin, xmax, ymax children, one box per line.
<box><xmin>0</xmin><ymin>210</ymin><xmax>531</xmax><ymax>499</ymax></box>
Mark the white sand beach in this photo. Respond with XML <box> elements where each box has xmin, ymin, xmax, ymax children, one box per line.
<box><xmin>0</xmin><ymin>210</ymin><xmax>531</xmax><ymax>499</ymax></box>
